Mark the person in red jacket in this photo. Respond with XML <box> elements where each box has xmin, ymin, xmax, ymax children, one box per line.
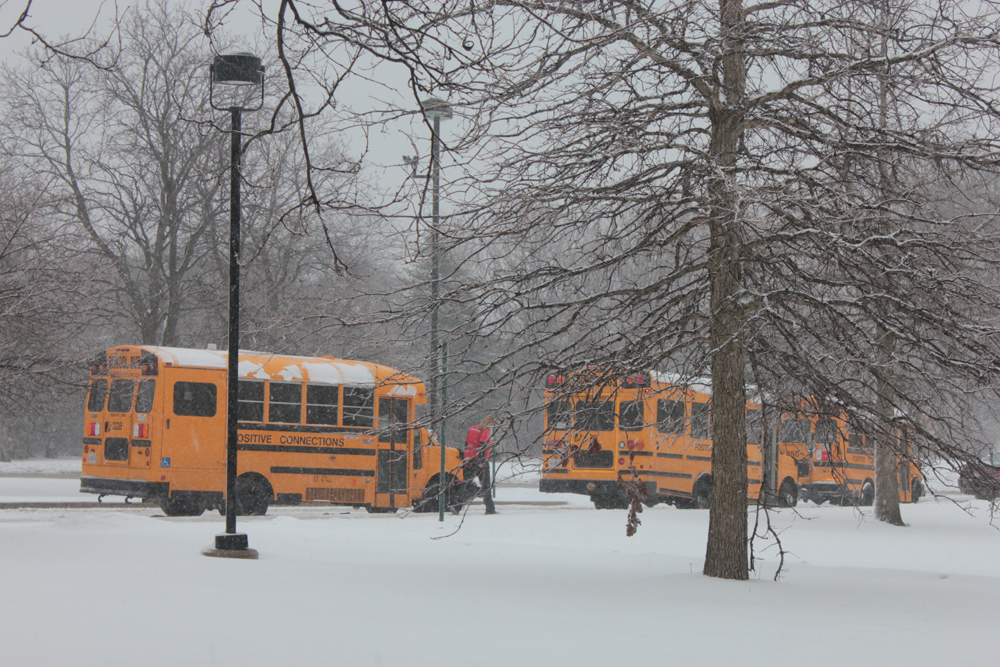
<box><xmin>464</xmin><ymin>415</ymin><xmax>497</xmax><ymax>514</ymax></box>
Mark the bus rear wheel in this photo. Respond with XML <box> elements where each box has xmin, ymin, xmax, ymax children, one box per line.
<box><xmin>160</xmin><ymin>495</ymin><xmax>204</xmax><ymax>517</ymax></box>
<box><xmin>778</xmin><ymin>479</ymin><xmax>798</xmax><ymax>508</ymax></box>
<box><xmin>911</xmin><ymin>480</ymin><xmax>923</xmax><ymax>503</ymax></box>
<box><xmin>234</xmin><ymin>474</ymin><xmax>272</xmax><ymax>516</ymax></box>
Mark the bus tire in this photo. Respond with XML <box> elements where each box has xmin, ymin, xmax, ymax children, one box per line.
<box><xmin>591</xmin><ymin>489</ymin><xmax>628</xmax><ymax>510</ymax></box>
<box><xmin>911</xmin><ymin>480</ymin><xmax>923</xmax><ymax>503</ymax></box>
<box><xmin>778</xmin><ymin>479</ymin><xmax>798</xmax><ymax>508</ymax></box>
<box><xmin>160</xmin><ymin>495</ymin><xmax>204</xmax><ymax>517</ymax></box>
<box><xmin>234</xmin><ymin>474</ymin><xmax>272</xmax><ymax>516</ymax></box>
<box><xmin>860</xmin><ymin>480</ymin><xmax>875</xmax><ymax>507</ymax></box>
<box><xmin>413</xmin><ymin>474</ymin><xmax>458</xmax><ymax>513</ymax></box>
<box><xmin>693</xmin><ymin>477</ymin><xmax>712</xmax><ymax>509</ymax></box>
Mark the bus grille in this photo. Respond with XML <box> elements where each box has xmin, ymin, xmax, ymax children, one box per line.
<box><xmin>305</xmin><ymin>487</ymin><xmax>365</xmax><ymax>503</ymax></box>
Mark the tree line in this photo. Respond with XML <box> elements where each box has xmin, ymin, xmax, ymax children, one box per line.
<box><xmin>4</xmin><ymin>0</ymin><xmax>1000</xmax><ymax>581</ymax></box>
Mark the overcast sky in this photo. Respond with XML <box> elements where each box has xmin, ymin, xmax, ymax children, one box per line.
<box><xmin>0</xmin><ymin>0</ymin><xmax>457</xmax><ymax>217</ymax></box>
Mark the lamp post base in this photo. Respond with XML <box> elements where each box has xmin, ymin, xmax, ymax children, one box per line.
<box><xmin>202</xmin><ymin>533</ymin><xmax>258</xmax><ymax>559</ymax></box>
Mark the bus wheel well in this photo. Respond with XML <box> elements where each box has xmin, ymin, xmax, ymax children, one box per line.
<box><xmin>234</xmin><ymin>473</ymin><xmax>272</xmax><ymax>516</ymax></box>
<box><xmin>911</xmin><ymin>479</ymin><xmax>923</xmax><ymax>503</ymax></box>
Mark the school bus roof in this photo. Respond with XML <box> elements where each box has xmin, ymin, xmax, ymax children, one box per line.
<box><xmin>123</xmin><ymin>346</ymin><xmax>424</xmax><ymax>390</ymax></box>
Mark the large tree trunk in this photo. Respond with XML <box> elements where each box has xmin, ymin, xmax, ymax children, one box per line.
<box><xmin>703</xmin><ymin>0</ymin><xmax>749</xmax><ymax>581</ymax></box>
<box><xmin>873</xmin><ymin>325</ymin><xmax>903</xmax><ymax>524</ymax></box>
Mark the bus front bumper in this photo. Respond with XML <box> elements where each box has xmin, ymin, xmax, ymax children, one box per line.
<box><xmin>80</xmin><ymin>477</ymin><xmax>169</xmax><ymax>500</ymax></box>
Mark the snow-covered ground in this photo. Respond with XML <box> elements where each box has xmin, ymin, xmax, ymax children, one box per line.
<box><xmin>0</xmin><ymin>460</ymin><xmax>997</xmax><ymax>666</ymax></box>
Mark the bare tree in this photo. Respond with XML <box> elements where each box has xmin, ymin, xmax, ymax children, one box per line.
<box><xmin>1</xmin><ymin>1</ymin><xmax>225</xmax><ymax>346</ymax></box>
<box><xmin>0</xmin><ymin>164</ymin><xmax>113</xmax><ymax>460</ymax></box>
<box><xmin>243</xmin><ymin>0</ymin><xmax>1000</xmax><ymax>581</ymax></box>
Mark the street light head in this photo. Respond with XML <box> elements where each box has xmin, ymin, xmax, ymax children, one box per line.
<box><xmin>212</xmin><ymin>52</ymin><xmax>264</xmax><ymax>86</ymax></box>
<box><xmin>421</xmin><ymin>97</ymin><xmax>453</xmax><ymax>121</ymax></box>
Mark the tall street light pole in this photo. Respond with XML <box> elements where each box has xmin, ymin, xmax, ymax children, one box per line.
<box><xmin>422</xmin><ymin>97</ymin><xmax>452</xmax><ymax>521</ymax></box>
<box><xmin>206</xmin><ymin>52</ymin><xmax>264</xmax><ymax>558</ymax></box>
<box><xmin>406</xmin><ymin>97</ymin><xmax>452</xmax><ymax>521</ymax></box>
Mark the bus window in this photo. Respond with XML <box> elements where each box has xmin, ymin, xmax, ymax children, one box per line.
<box><xmin>269</xmin><ymin>383</ymin><xmax>303</xmax><ymax>424</ymax></box>
<box><xmin>780</xmin><ymin>418</ymin><xmax>810</xmax><ymax>443</ymax></box>
<box><xmin>656</xmin><ymin>399</ymin><xmax>686</xmax><ymax>435</ymax></box>
<box><xmin>413</xmin><ymin>429</ymin><xmax>423</xmax><ymax>470</ymax></box>
<box><xmin>848</xmin><ymin>425</ymin><xmax>867</xmax><ymax>453</ymax></box>
<box><xmin>815</xmin><ymin>418</ymin><xmax>837</xmax><ymax>445</ymax></box>
<box><xmin>87</xmin><ymin>379</ymin><xmax>108</xmax><ymax>412</ymax></box>
<box><xmin>107</xmin><ymin>380</ymin><xmax>135</xmax><ymax>414</ymax></box>
<box><xmin>306</xmin><ymin>384</ymin><xmax>339</xmax><ymax>425</ymax></box>
<box><xmin>238</xmin><ymin>380</ymin><xmax>264</xmax><ymax>422</ymax></box>
<box><xmin>104</xmin><ymin>437</ymin><xmax>129</xmax><ymax>461</ymax></box>
<box><xmin>691</xmin><ymin>402</ymin><xmax>711</xmax><ymax>439</ymax></box>
<box><xmin>746</xmin><ymin>408</ymin><xmax>761</xmax><ymax>445</ymax></box>
<box><xmin>173</xmin><ymin>382</ymin><xmax>217</xmax><ymax>417</ymax></box>
<box><xmin>343</xmin><ymin>387</ymin><xmax>375</xmax><ymax>428</ymax></box>
<box><xmin>619</xmin><ymin>400</ymin><xmax>644</xmax><ymax>431</ymax></box>
<box><xmin>574</xmin><ymin>400</ymin><xmax>614</xmax><ymax>431</ymax></box>
<box><xmin>378</xmin><ymin>397</ymin><xmax>410</xmax><ymax>442</ymax></box>
<box><xmin>135</xmin><ymin>380</ymin><xmax>156</xmax><ymax>414</ymax></box>
<box><xmin>546</xmin><ymin>399</ymin><xmax>572</xmax><ymax>431</ymax></box>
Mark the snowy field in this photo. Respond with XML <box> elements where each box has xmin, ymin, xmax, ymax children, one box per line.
<box><xmin>1</xmin><ymin>460</ymin><xmax>998</xmax><ymax>666</ymax></box>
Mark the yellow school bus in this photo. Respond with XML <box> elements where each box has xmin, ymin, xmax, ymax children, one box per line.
<box><xmin>539</xmin><ymin>371</ymin><xmax>800</xmax><ymax>509</ymax></box>
<box><xmin>80</xmin><ymin>346</ymin><xmax>464</xmax><ymax>515</ymax></box>
<box><xmin>780</xmin><ymin>411</ymin><xmax>922</xmax><ymax>505</ymax></box>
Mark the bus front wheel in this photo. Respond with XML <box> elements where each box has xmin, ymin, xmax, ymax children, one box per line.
<box><xmin>911</xmin><ymin>480</ymin><xmax>923</xmax><ymax>503</ymax></box>
<box><xmin>692</xmin><ymin>478</ymin><xmax>712</xmax><ymax>509</ymax></box>
<box><xmin>234</xmin><ymin>474</ymin><xmax>272</xmax><ymax>516</ymax></box>
<box><xmin>860</xmin><ymin>481</ymin><xmax>875</xmax><ymax>507</ymax></box>
<box><xmin>778</xmin><ymin>479</ymin><xmax>798</xmax><ymax>508</ymax></box>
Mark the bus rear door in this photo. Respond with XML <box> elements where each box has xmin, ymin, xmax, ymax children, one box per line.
<box><xmin>104</xmin><ymin>377</ymin><xmax>137</xmax><ymax>470</ymax></box>
<box><xmin>128</xmin><ymin>378</ymin><xmax>157</xmax><ymax>474</ymax></box>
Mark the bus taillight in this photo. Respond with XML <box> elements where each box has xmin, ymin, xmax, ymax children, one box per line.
<box><xmin>133</xmin><ymin>424</ymin><xmax>149</xmax><ymax>438</ymax></box>
<box><xmin>86</xmin><ymin>423</ymin><xmax>100</xmax><ymax>436</ymax></box>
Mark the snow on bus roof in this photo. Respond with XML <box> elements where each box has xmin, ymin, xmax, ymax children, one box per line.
<box><xmin>650</xmin><ymin>371</ymin><xmax>712</xmax><ymax>394</ymax></box>
<box><xmin>144</xmin><ymin>347</ymin><xmax>377</xmax><ymax>386</ymax></box>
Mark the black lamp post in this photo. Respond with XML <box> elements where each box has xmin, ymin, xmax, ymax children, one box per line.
<box><xmin>208</xmin><ymin>52</ymin><xmax>264</xmax><ymax>556</ymax></box>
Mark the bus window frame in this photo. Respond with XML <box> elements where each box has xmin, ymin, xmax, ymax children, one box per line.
<box><xmin>237</xmin><ymin>379</ymin><xmax>265</xmax><ymax>422</ymax></box>
<box><xmin>656</xmin><ymin>398</ymin><xmax>686</xmax><ymax>435</ymax></box>
<box><xmin>135</xmin><ymin>379</ymin><xmax>156</xmax><ymax>414</ymax></box>
<box><xmin>107</xmin><ymin>379</ymin><xmax>135</xmax><ymax>414</ymax></box>
<box><xmin>87</xmin><ymin>378</ymin><xmax>108</xmax><ymax>412</ymax></box>
<box><xmin>172</xmin><ymin>381</ymin><xmax>218</xmax><ymax>418</ymax></box>
<box><xmin>268</xmin><ymin>381</ymin><xmax>303</xmax><ymax>424</ymax></box>
<box><xmin>618</xmin><ymin>399</ymin><xmax>645</xmax><ymax>431</ymax></box>
<box><xmin>305</xmin><ymin>383</ymin><xmax>339</xmax><ymax>426</ymax></box>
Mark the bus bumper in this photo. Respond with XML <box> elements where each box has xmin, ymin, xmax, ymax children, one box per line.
<box><xmin>540</xmin><ymin>478</ymin><xmax>619</xmax><ymax>497</ymax></box>
<box><xmin>800</xmin><ymin>482</ymin><xmax>850</xmax><ymax>504</ymax></box>
<box><xmin>80</xmin><ymin>477</ymin><xmax>169</xmax><ymax>500</ymax></box>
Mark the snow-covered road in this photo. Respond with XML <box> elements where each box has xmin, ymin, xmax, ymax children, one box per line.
<box><xmin>0</xmin><ymin>460</ymin><xmax>997</xmax><ymax>666</ymax></box>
